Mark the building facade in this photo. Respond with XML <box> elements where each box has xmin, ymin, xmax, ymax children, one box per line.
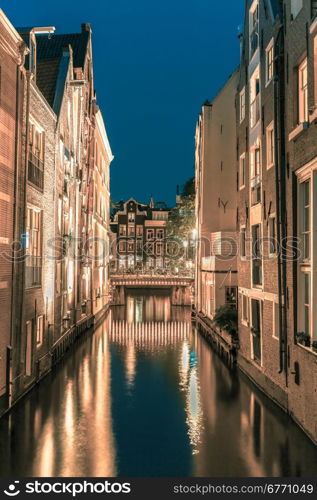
<box><xmin>284</xmin><ymin>0</ymin><xmax>317</xmax><ymax>445</ymax></box>
<box><xmin>195</xmin><ymin>70</ymin><xmax>239</xmax><ymax>320</ymax></box>
<box><xmin>0</xmin><ymin>10</ymin><xmax>27</xmax><ymax>412</ymax></box>
<box><xmin>92</xmin><ymin>105</ymin><xmax>113</xmax><ymax>324</ymax></box>
<box><xmin>236</xmin><ymin>0</ymin><xmax>288</xmax><ymax>411</ymax></box>
<box><xmin>0</xmin><ymin>12</ymin><xmax>113</xmax><ymax>416</ymax></box>
<box><xmin>110</xmin><ymin>198</ymin><xmax>170</xmax><ymax>271</ymax></box>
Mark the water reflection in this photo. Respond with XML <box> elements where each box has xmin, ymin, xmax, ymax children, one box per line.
<box><xmin>0</xmin><ymin>291</ymin><xmax>316</xmax><ymax>477</ymax></box>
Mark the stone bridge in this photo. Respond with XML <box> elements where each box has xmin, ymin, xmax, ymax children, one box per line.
<box><xmin>110</xmin><ymin>274</ymin><xmax>194</xmax><ymax>306</ymax></box>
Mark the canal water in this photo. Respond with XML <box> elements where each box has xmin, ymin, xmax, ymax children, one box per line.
<box><xmin>0</xmin><ymin>290</ymin><xmax>316</xmax><ymax>477</ymax></box>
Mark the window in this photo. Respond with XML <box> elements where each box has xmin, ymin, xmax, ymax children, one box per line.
<box><xmin>273</xmin><ymin>302</ymin><xmax>280</xmax><ymax>340</ymax></box>
<box><xmin>266</xmin><ymin>41</ymin><xmax>274</xmax><ymax>84</ymax></box>
<box><xmin>136</xmin><ymin>225</ymin><xmax>143</xmax><ymax>237</ymax></box>
<box><xmin>250</xmin><ymin>69</ymin><xmax>260</xmax><ymax>128</ymax></box>
<box><xmin>156</xmin><ymin>242</ymin><xmax>163</xmax><ymax>255</ymax></box>
<box><xmin>239</xmin><ymin>154</ymin><xmax>246</xmax><ymax>188</ymax></box>
<box><xmin>250</xmin><ymin>147</ymin><xmax>261</xmax><ymax>205</ymax></box>
<box><xmin>252</xmin><ymin>224</ymin><xmax>262</xmax><ymax>286</ymax></box>
<box><xmin>145</xmin><ymin>242</ymin><xmax>154</xmax><ymax>255</ymax></box>
<box><xmin>302</xmin><ymin>180</ymin><xmax>311</xmax><ymax>260</ymax></box>
<box><xmin>28</xmin><ymin>123</ymin><xmax>44</xmax><ymax>190</ymax></box>
<box><xmin>36</xmin><ymin>315</ymin><xmax>44</xmax><ymax>346</ymax></box>
<box><xmin>147</xmin><ymin>229</ymin><xmax>154</xmax><ymax>240</ymax></box>
<box><xmin>156</xmin><ymin>229</ymin><xmax>164</xmax><ymax>240</ymax></box>
<box><xmin>266</xmin><ymin>123</ymin><xmax>275</xmax><ymax>168</ymax></box>
<box><xmin>251</xmin><ymin>299</ymin><xmax>262</xmax><ymax>363</ymax></box>
<box><xmin>242</xmin><ymin>295</ymin><xmax>249</xmax><ymax>324</ymax></box>
<box><xmin>240</xmin><ymin>227</ymin><xmax>247</xmax><ymax>259</ymax></box>
<box><xmin>240</xmin><ymin>88</ymin><xmax>246</xmax><ymax>122</ymax></box>
<box><xmin>25</xmin><ymin>321</ymin><xmax>33</xmax><ymax>377</ymax></box>
<box><xmin>127</xmin><ymin>241</ymin><xmax>134</xmax><ymax>252</ymax></box>
<box><xmin>291</xmin><ymin>0</ymin><xmax>303</xmax><ymax>19</ymax></box>
<box><xmin>119</xmin><ymin>225</ymin><xmax>126</xmax><ymax>236</ymax></box>
<box><xmin>268</xmin><ymin>216</ymin><xmax>277</xmax><ymax>255</ymax></box>
<box><xmin>119</xmin><ymin>240</ymin><xmax>126</xmax><ymax>252</ymax></box>
<box><xmin>298</xmin><ymin>58</ymin><xmax>308</xmax><ymax>123</ymax></box>
<box><xmin>25</xmin><ymin>207</ymin><xmax>42</xmax><ymax>288</ymax></box>
<box><xmin>249</xmin><ymin>2</ymin><xmax>259</xmax><ymax>59</ymax></box>
<box><xmin>226</xmin><ymin>287</ymin><xmax>237</xmax><ymax>308</ymax></box>
<box><xmin>128</xmin><ymin>225</ymin><xmax>135</xmax><ymax>237</ymax></box>
<box><xmin>128</xmin><ymin>212</ymin><xmax>135</xmax><ymax>223</ymax></box>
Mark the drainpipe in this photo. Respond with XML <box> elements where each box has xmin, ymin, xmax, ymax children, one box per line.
<box><xmin>273</xmin><ymin>25</ymin><xmax>288</xmax><ymax>385</ymax></box>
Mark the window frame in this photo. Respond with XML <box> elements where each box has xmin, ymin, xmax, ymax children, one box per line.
<box><xmin>268</xmin><ymin>214</ymin><xmax>277</xmax><ymax>257</ymax></box>
<box><xmin>266</xmin><ymin>122</ymin><xmax>275</xmax><ymax>169</ymax></box>
<box><xmin>298</xmin><ymin>58</ymin><xmax>308</xmax><ymax>124</ymax></box>
<box><xmin>265</xmin><ymin>39</ymin><xmax>274</xmax><ymax>85</ymax></box>
<box><xmin>240</xmin><ymin>87</ymin><xmax>246</xmax><ymax>123</ymax></box>
<box><xmin>239</xmin><ymin>153</ymin><xmax>246</xmax><ymax>189</ymax></box>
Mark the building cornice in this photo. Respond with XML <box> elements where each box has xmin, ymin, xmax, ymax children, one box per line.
<box><xmin>0</xmin><ymin>10</ymin><xmax>28</xmax><ymax>64</ymax></box>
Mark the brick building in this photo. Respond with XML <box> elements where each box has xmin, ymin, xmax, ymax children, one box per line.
<box><xmin>110</xmin><ymin>198</ymin><xmax>170</xmax><ymax>271</ymax></box>
<box><xmin>0</xmin><ymin>12</ymin><xmax>113</xmax><ymax>416</ymax></box>
<box><xmin>236</xmin><ymin>0</ymin><xmax>288</xmax><ymax>411</ymax></box>
<box><xmin>0</xmin><ymin>10</ymin><xmax>27</xmax><ymax>412</ymax></box>
<box><xmin>284</xmin><ymin>0</ymin><xmax>317</xmax><ymax>445</ymax></box>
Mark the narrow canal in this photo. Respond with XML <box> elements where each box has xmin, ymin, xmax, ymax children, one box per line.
<box><xmin>0</xmin><ymin>290</ymin><xmax>316</xmax><ymax>477</ymax></box>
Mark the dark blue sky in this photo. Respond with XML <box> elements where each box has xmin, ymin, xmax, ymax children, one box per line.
<box><xmin>3</xmin><ymin>0</ymin><xmax>244</xmax><ymax>206</ymax></box>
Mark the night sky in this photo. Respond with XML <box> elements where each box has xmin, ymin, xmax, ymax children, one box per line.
<box><xmin>3</xmin><ymin>0</ymin><xmax>244</xmax><ymax>206</ymax></box>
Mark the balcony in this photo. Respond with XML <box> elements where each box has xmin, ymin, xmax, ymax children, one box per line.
<box><xmin>251</xmin><ymin>175</ymin><xmax>261</xmax><ymax>205</ymax></box>
<box><xmin>25</xmin><ymin>255</ymin><xmax>42</xmax><ymax>288</ymax></box>
<box><xmin>250</xmin><ymin>94</ymin><xmax>260</xmax><ymax>128</ymax></box>
<box><xmin>28</xmin><ymin>151</ymin><xmax>44</xmax><ymax>190</ymax></box>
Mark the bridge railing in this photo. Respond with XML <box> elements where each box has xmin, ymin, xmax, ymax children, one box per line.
<box><xmin>110</xmin><ymin>268</ymin><xmax>194</xmax><ymax>279</ymax></box>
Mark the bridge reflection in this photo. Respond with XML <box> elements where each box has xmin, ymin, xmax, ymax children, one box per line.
<box><xmin>109</xmin><ymin>319</ymin><xmax>191</xmax><ymax>347</ymax></box>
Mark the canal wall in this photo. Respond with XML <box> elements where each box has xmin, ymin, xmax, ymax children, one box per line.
<box><xmin>195</xmin><ymin>314</ymin><xmax>317</xmax><ymax>446</ymax></box>
<box><xmin>0</xmin><ymin>304</ymin><xmax>111</xmax><ymax>419</ymax></box>
<box><xmin>195</xmin><ymin>313</ymin><xmax>238</xmax><ymax>369</ymax></box>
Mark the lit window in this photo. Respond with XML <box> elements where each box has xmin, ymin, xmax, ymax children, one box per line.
<box><xmin>239</xmin><ymin>153</ymin><xmax>246</xmax><ymax>188</ymax></box>
<box><xmin>266</xmin><ymin>41</ymin><xmax>274</xmax><ymax>83</ymax></box>
<box><xmin>302</xmin><ymin>180</ymin><xmax>310</xmax><ymax>261</ymax></box>
<box><xmin>266</xmin><ymin>123</ymin><xmax>275</xmax><ymax>168</ymax></box>
<box><xmin>36</xmin><ymin>315</ymin><xmax>44</xmax><ymax>345</ymax></box>
<box><xmin>28</xmin><ymin>122</ymin><xmax>45</xmax><ymax>190</ymax></box>
<box><xmin>128</xmin><ymin>212</ymin><xmax>135</xmax><ymax>223</ymax></box>
<box><xmin>226</xmin><ymin>287</ymin><xmax>237</xmax><ymax>308</ymax></box>
<box><xmin>156</xmin><ymin>229</ymin><xmax>164</xmax><ymax>240</ymax></box>
<box><xmin>298</xmin><ymin>58</ymin><xmax>308</xmax><ymax>123</ymax></box>
<box><xmin>119</xmin><ymin>225</ymin><xmax>126</xmax><ymax>236</ymax></box>
<box><xmin>25</xmin><ymin>207</ymin><xmax>42</xmax><ymax>288</ymax></box>
<box><xmin>304</xmin><ymin>272</ymin><xmax>310</xmax><ymax>337</ymax></box>
<box><xmin>252</xmin><ymin>224</ymin><xmax>262</xmax><ymax>286</ymax></box>
<box><xmin>119</xmin><ymin>240</ymin><xmax>126</xmax><ymax>252</ymax></box>
<box><xmin>147</xmin><ymin>229</ymin><xmax>154</xmax><ymax>240</ymax></box>
<box><xmin>250</xmin><ymin>68</ymin><xmax>260</xmax><ymax>128</ymax></box>
<box><xmin>240</xmin><ymin>88</ymin><xmax>246</xmax><ymax>122</ymax></box>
